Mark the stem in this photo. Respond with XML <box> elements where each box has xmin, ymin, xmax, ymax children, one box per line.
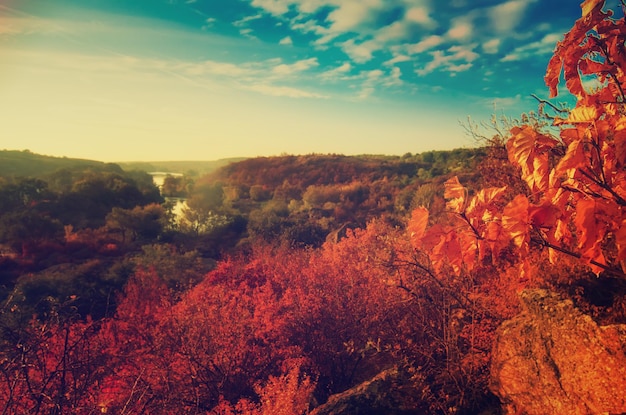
<box><xmin>460</xmin><ymin>212</ymin><xmax>484</xmax><ymax>241</ymax></box>
<box><xmin>579</xmin><ymin>168</ymin><xmax>626</xmax><ymax>206</ymax></box>
<box><xmin>531</xmin><ymin>94</ymin><xmax>569</xmax><ymax>114</ymax></box>
<box><xmin>532</xmin><ymin>234</ymin><xmax>625</xmax><ymax>277</ymax></box>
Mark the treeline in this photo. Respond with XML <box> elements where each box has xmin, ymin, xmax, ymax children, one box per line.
<box><xmin>173</xmin><ymin>149</ymin><xmax>485</xmax><ymax>249</ymax></box>
<box><xmin>0</xmin><ymin>148</ymin><xmax>485</xmax><ymax>323</ymax></box>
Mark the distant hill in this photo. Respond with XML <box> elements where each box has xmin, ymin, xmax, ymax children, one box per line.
<box><xmin>0</xmin><ymin>150</ymin><xmax>246</xmax><ymax>179</ymax></box>
<box><xmin>117</xmin><ymin>158</ymin><xmax>246</xmax><ymax>177</ymax></box>
<box><xmin>0</xmin><ymin>150</ymin><xmax>108</xmax><ymax>177</ymax></box>
<box><xmin>201</xmin><ymin>149</ymin><xmax>485</xmax><ymax>190</ymax></box>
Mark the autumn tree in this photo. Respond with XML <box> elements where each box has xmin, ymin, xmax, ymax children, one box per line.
<box><xmin>409</xmin><ymin>0</ymin><xmax>626</xmax><ymax>282</ymax></box>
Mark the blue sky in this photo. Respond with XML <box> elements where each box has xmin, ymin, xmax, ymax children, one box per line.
<box><xmin>0</xmin><ymin>0</ymin><xmax>586</xmax><ymax>161</ymax></box>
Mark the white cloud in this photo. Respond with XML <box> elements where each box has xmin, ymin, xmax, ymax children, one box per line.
<box><xmin>376</xmin><ymin>20</ymin><xmax>409</xmax><ymax>43</ymax></box>
<box><xmin>326</xmin><ymin>0</ymin><xmax>383</xmax><ymax>33</ymax></box>
<box><xmin>446</xmin><ymin>18</ymin><xmax>472</xmax><ymax>40</ymax></box>
<box><xmin>383</xmin><ymin>66</ymin><xmax>403</xmax><ymax>86</ymax></box>
<box><xmin>447</xmin><ymin>62</ymin><xmax>473</xmax><ymax>73</ymax></box>
<box><xmin>384</xmin><ymin>54</ymin><xmax>411</xmax><ymax>66</ymax></box>
<box><xmin>489</xmin><ymin>0</ymin><xmax>536</xmax><ymax>33</ymax></box>
<box><xmin>404</xmin><ymin>6</ymin><xmax>435</xmax><ymax>27</ymax></box>
<box><xmin>272</xmin><ymin>57</ymin><xmax>319</xmax><ymax>75</ymax></box>
<box><xmin>407</xmin><ymin>34</ymin><xmax>444</xmax><ymax>54</ymax></box>
<box><xmin>233</xmin><ymin>14</ymin><xmax>262</xmax><ymax>27</ymax></box>
<box><xmin>253</xmin><ymin>0</ymin><xmax>438</xmax><ymax>64</ymax></box>
<box><xmin>320</xmin><ymin>62</ymin><xmax>353</xmax><ymax>80</ymax></box>
<box><xmin>354</xmin><ymin>67</ymin><xmax>404</xmax><ymax>99</ymax></box>
<box><xmin>340</xmin><ymin>38</ymin><xmax>378</xmax><ymax>63</ymax></box>
<box><xmin>501</xmin><ymin>33</ymin><xmax>561</xmax><ymax>62</ymax></box>
<box><xmin>416</xmin><ymin>45</ymin><xmax>478</xmax><ymax>76</ymax></box>
<box><xmin>482</xmin><ymin>38</ymin><xmax>501</xmax><ymax>54</ymax></box>
<box><xmin>366</xmin><ymin>69</ymin><xmax>384</xmax><ymax>80</ymax></box>
<box><xmin>279</xmin><ymin>35</ymin><xmax>293</xmax><ymax>45</ymax></box>
<box><xmin>239</xmin><ymin>27</ymin><xmax>257</xmax><ymax>39</ymax></box>
<box><xmin>250</xmin><ymin>0</ymin><xmax>291</xmax><ymax>15</ymax></box>
<box><xmin>202</xmin><ymin>17</ymin><xmax>217</xmax><ymax>30</ymax></box>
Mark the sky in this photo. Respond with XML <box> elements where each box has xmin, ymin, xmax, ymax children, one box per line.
<box><xmin>0</xmin><ymin>0</ymin><xmax>587</xmax><ymax>162</ymax></box>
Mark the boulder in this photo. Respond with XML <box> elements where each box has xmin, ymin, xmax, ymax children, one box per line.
<box><xmin>490</xmin><ymin>289</ymin><xmax>626</xmax><ymax>415</ymax></box>
<box><xmin>309</xmin><ymin>367</ymin><xmax>425</xmax><ymax>415</ymax></box>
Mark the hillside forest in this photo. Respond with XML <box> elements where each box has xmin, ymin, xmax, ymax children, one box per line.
<box><xmin>1</xmin><ymin>1</ymin><xmax>626</xmax><ymax>414</ymax></box>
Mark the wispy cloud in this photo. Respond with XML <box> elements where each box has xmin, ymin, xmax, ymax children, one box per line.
<box><xmin>482</xmin><ymin>38</ymin><xmax>501</xmax><ymax>54</ymax></box>
<box><xmin>501</xmin><ymin>33</ymin><xmax>561</xmax><ymax>62</ymax></box>
<box><xmin>233</xmin><ymin>13</ymin><xmax>263</xmax><ymax>27</ymax></box>
<box><xmin>272</xmin><ymin>57</ymin><xmax>319</xmax><ymax>75</ymax></box>
<box><xmin>406</xmin><ymin>34</ymin><xmax>444</xmax><ymax>54</ymax></box>
<box><xmin>416</xmin><ymin>44</ymin><xmax>478</xmax><ymax>76</ymax></box>
<box><xmin>488</xmin><ymin>0</ymin><xmax>537</xmax><ymax>33</ymax></box>
<box><xmin>279</xmin><ymin>35</ymin><xmax>293</xmax><ymax>45</ymax></box>
<box><xmin>320</xmin><ymin>62</ymin><xmax>353</xmax><ymax>80</ymax></box>
<box><xmin>446</xmin><ymin>17</ymin><xmax>473</xmax><ymax>41</ymax></box>
<box><xmin>3</xmin><ymin>0</ymin><xmax>580</xmax><ymax>109</ymax></box>
<box><xmin>340</xmin><ymin>38</ymin><xmax>378</xmax><ymax>63</ymax></box>
<box><xmin>250</xmin><ymin>0</ymin><xmax>292</xmax><ymax>15</ymax></box>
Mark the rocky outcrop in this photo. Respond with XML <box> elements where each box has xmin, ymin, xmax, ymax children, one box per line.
<box><xmin>309</xmin><ymin>367</ymin><xmax>425</xmax><ymax>415</ymax></box>
<box><xmin>490</xmin><ymin>289</ymin><xmax>626</xmax><ymax>415</ymax></box>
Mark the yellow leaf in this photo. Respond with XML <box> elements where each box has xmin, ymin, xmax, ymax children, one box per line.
<box><xmin>566</xmin><ymin>105</ymin><xmax>598</xmax><ymax>124</ymax></box>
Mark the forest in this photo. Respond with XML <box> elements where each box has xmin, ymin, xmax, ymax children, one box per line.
<box><xmin>1</xmin><ymin>1</ymin><xmax>626</xmax><ymax>414</ymax></box>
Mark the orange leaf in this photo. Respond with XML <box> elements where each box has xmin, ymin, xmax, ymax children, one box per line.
<box><xmin>530</xmin><ymin>153</ymin><xmax>550</xmax><ymax>193</ymax></box>
<box><xmin>408</xmin><ymin>206</ymin><xmax>429</xmax><ymax>250</ymax></box>
<box><xmin>575</xmin><ymin>199</ymin><xmax>597</xmax><ymax>255</ymax></box>
<box><xmin>529</xmin><ymin>204</ymin><xmax>561</xmax><ymax>228</ymax></box>
<box><xmin>581</xmin><ymin>0</ymin><xmax>604</xmax><ymax>17</ymax></box>
<box><xmin>558</xmin><ymin>105</ymin><xmax>598</xmax><ymax>124</ymax></box>
<box><xmin>560</xmin><ymin>127</ymin><xmax>582</xmax><ymax>146</ymax></box>
<box><xmin>574</xmin><ymin>198</ymin><xmax>610</xmax><ymax>273</ymax></box>
<box><xmin>545</xmin><ymin>53</ymin><xmax>562</xmax><ymax>98</ymax></box>
<box><xmin>444</xmin><ymin>232</ymin><xmax>463</xmax><ymax>275</ymax></box>
<box><xmin>457</xmin><ymin>229</ymin><xmax>478</xmax><ymax>272</ymax></box>
<box><xmin>555</xmin><ymin>139</ymin><xmax>585</xmax><ymax>177</ymax></box>
<box><xmin>502</xmin><ymin>194</ymin><xmax>530</xmax><ymax>257</ymax></box>
<box><xmin>506</xmin><ymin>126</ymin><xmax>536</xmax><ymax>168</ymax></box>
<box><xmin>466</xmin><ymin>186</ymin><xmax>507</xmax><ymax>216</ymax></box>
<box><xmin>444</xmin><ymin>176</ymin><xmax>467</xmax><ymax>213</ymax></box>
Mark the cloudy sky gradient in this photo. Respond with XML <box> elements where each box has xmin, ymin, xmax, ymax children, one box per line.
<box><xmin>0</xmin><ymin>0</ymin><xmax>585</xmax><ymax>161</ymax></box>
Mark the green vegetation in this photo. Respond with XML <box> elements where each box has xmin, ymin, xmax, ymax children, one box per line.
<box><xmin>0</xmin><ymin>147</ymin><xmax>485</xmax><ymax>321</ymax></box>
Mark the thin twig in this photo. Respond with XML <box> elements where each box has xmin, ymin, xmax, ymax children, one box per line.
<box><xmin>531</xmin><ymin>94</ymin><xmax>569</xmax><ymax>114</ymax></box>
